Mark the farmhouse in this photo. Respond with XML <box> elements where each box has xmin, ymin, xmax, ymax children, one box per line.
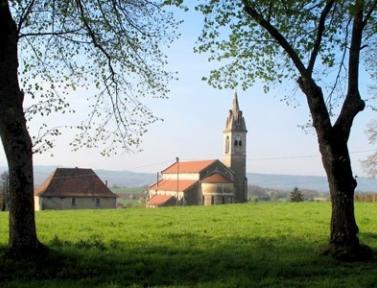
<box><xmin>147</xmin><ymin>92</ymin><xmax>248</xmax><ymax>207</ymax></box>
<box><xmin>34</xmin><ymin>168</ymin><xmax>117</xmax><ymax>210</ymax></box>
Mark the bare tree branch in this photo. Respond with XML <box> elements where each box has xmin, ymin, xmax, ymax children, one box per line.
<box><xmin>242</xmin><ymin>1</ymin><xmax>307</xmax><ymax>76</ymax></box>
<box><xmin>362</xmin><ymin>0</ymin><xmax>377</xmax><ymax>27</ymax></box>
<box><xmin>334</xmin><ymin>0</ymin><xmax>365</xmax><ymax>139</ymax></box>
<box><xmin>307</xmin><ymin>1</ymin><xmax>335</xmax><ymax>75</ymax></box>
<box><xmin>19</xmin><ymin>29</ymin><xmax>82</xmax><ymax>38</ymax></box>
<box><xmin>326</xmin><ymin>18</ymin><xmax>352</xmax><ymax>114</ymax></box>
<box><xmin>16</xmin><ymin>0</ymin><xmax>36</xmax><ymax>35</ymax></box>
<box><xmin>75</xmin><ymin>0</ymin><xmax>116</xmax><ymax>80</ymax></box>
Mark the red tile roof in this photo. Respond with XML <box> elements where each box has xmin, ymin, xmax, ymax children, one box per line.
<box><xmin>35</xmin><ymin>168</ymin><xmax>117</xmax><ymax>198</ymax></box>
<box><xmin>149</xmin><ymin>195</ymin><xmax>175</xmax><ymax>206</ymax></box>
<box><xmin>162</xmin><ymin>160</ymin><xmax>216</xmax><ymax>174</ymax></box>
<box><xmin>149</xmin><ymin>179</ymin><xmax>197</xmax><ymax>192</ymax></box>
<box><xmin>202</xmin><ymin>173</ymin><xmax>232</xmax><ymax>183</ymax></box>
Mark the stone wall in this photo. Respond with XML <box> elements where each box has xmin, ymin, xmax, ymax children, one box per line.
<box><xmin>36</xmin><ymin>196</ymin><xmax>116</xmax><ymax>210</ymax></box>
<box><xmin>201</xmin><ymin>182</ymin><xmax>234</xmax><ymax>205</ymax></box>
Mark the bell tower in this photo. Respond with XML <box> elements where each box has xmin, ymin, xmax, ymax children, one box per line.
<box><xmin>223</xmin><ymin>92</ymin><xmax>247</xmax><ymax>202</ymax></box>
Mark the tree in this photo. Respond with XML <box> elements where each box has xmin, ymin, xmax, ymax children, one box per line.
<box><xmin>196</xmin><ymin>0</ymin><xmax>377</xmax><ymax>260</ymax></box>
<box><xmin>290</xmin><ymin>187</ymin><xmax>304</xmax><ymax>202</ymax></box>
<box><xmin>362</xmin><ymin>46</ymin><xmax>377</xmax><ymax>176</ymax></box>
<box><xmin>0</xmin><ymin>171</ymin><xmax>9</xmax><ymax>211</ymax></box>
<box><xmin>1</xmin><ymin>0</ymin><xmax>181</xmax><ymax>256</ymax></box>
<box><xmin>362</xmin><ymin>120</ymin><xmax>377</xmax><ymax>176</ymax></box>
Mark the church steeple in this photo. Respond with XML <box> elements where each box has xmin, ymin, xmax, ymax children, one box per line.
<box><xmin>225</xmin><ymin>91</ymin><xmax>247</xmax><ymax>132</ymax></box>
<box><xmin>233</xmin><ymin>91</ymin><xmax>240</xmax><ymax>113</ymax></box>
<box><xmin>223</xmin><ymin>92</ymin><xmax>248</xmax><ymax>203</ymax></box>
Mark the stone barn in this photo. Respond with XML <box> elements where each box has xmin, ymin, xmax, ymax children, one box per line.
<box><xmin>34</xmin><ymin>168</ymin><xmax>117</xmax><ymax>210</ymax></box>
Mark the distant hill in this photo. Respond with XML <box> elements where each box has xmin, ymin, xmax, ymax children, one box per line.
<box><xmin>247</xmin><ymin>173</ymin><xmax>377</xmax><ymax>193</ymax></box>
<box><xmin>0</xmin><ymin>165</ymin><xmax>155</xmax><ymax>188</ymax></box>
<box><xmin>0</xmin><ymin>165</ymin><xmax>376</xmax><ymax>192</ymax></box>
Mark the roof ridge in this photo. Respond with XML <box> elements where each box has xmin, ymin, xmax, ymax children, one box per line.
<box><xmin>35</xmin><ymin>168</ymin><xmax>116</xmax><ymax>198</ymax></box>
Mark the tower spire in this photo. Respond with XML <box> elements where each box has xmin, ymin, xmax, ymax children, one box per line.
<box><xmin>232</xmin><ymin>90</ymin><xmax>240</xmax><ymax>114</ymax></box>
<box><xmin>225</xmin><ymin>91</ymin><xmax>247</xmax><ymax>132</ymax></box>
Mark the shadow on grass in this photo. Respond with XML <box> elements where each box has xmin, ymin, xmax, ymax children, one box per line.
<box><xmin>1</xmin><ymin>235</ymin><xmax>377</xmax><ymax>287</ymax></box>
<box><xmin>360</xmin><ymin>232</ymin><xmax>377</xmax><ymax>241</ymax></box>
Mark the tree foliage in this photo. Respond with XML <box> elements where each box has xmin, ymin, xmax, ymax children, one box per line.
<box><xmin>10</xmin><ymin>0</ymin><xmax>182</xmax><ymax>155</ymax></box>
<box><xmin>362</xmin><ymin>120</ymin><xmax>377</xmax><ymax>177</ymax></box>
<box><xmin>196</xmin><ymin>0</ymin><xmax>377</xmax><ymax>103</ymax></box>
<box><xmin>290</xmin><ymin>187</ymin><xmax>304</xmax><ymax>202</ymax></box>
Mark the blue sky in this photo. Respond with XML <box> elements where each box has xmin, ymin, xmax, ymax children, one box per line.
<box><xmin>0</xmin><ymin>2</ymin><xmax>375</xmax><ymax>177</ymax></box>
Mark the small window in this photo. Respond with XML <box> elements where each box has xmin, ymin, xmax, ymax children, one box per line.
<box><xmin>239</xmin><ymin>140</ymin><xmax>242</xmax><ymax>146</ymax></box>
<box><xmin>72</xmin><ymin>197</ymin><xmax>76</xmax><ymax>207</ymax></box>
<box><xmin>225</xmin><ymin>136</ymin><xmax>230</xmax><ymax>153</ymax></box>
<box><xmin>95</xmin><ymin>198</ymin><xmax>100</xmax><ymax>208</ymax></box>
<box><xmin>234</xmin><ymin>140</ymin><xmax>238</xmax><ymax>146</ymax></box>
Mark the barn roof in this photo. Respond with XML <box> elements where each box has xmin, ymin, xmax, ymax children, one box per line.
<box><xmin>149</xmin><ymin>195</ymin><xmax>175</xmax><ymax>206</ymax></box>
<box><xmin>162</xmin><ymin>160</ymin><xmax>216</xmax><ymax>174</ymax></box>
<box><xmin>149</xmin><ymin>179</ymin><xmax>197</xmax><ymax>192</ymax></box>
<box><xmin>201</xmin><ymin>173</ymin><xmax>232</xmax><ymax>183</ymax></box>
<box><xmin>35</xmin><ymin>168</ymin><xmax>117</xmax><ymax>198</ymax></box>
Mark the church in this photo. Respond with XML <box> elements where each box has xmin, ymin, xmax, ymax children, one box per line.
<box><xmin>147</xmin><ymin>92</ymin><xmax>248</xmax><ymax>207</ymax></box>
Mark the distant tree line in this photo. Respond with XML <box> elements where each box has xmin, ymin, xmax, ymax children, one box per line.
<box><xmin>248</xmin><ymin>185</ymin><xmax>328</xmax><ymax>202</ymax></box>
<box><xmin>110</xmin><ymin>185</ymin><xmax>147</xmax><ymax>208</ymax></box>
<box><xmin>355</xmin><ymin>194</ymin><xmax>377</xmax><ymax>202</ymax></box>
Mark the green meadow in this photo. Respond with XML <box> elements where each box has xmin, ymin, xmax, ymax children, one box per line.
<box><xmin>1</xmin><ymin>203</ymin><xmax>377</xmax><ymax>287</ymax></box>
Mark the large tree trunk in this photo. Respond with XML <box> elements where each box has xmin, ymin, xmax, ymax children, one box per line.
<box><xmin>0</xmin><ymin>0</ymin><xmax>45</xmax><ymax>256</ymax></box>
<box><xmin>320</xmin><ymin>140</ymin><xmax>372</xmax><ymax>261</ymax></box>
<box><xmin>298</xmin><ymin>77</ymin><xmax>372</xmax><ymax>261</ymax></box>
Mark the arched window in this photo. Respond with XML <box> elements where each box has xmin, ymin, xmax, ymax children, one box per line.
<box><xmin>235</xmin><ymin>136</ymin><xmax>242</xmax><ymax>149</ymax></box>
<box><xmin>225</xmin><ymin>136</ymin><xmax>230</xmax><ymax>153</ymax></box>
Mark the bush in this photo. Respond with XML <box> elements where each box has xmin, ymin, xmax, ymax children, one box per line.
<box><xmin>290</xmin><ymin>187</ymin><xmax>304</xmax><ymax>202</ymax></box>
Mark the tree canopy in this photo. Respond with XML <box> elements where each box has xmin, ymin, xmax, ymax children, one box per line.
<box><xmin>196</xmin><ymin>0</ymin><xmax>377</xmax><ymax>103</ymax></box>
<box><xmin>11</xmin><ymin>0</ymin><xmax>182</xmax><ymax>155</ymax></box>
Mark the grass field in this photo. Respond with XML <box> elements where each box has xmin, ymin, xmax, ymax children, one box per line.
<box><xmin>1</xmin><ymin>203</ymin><xmax>377</xmax><ymax>287</ymax></box>
<box><xmin>111</xmin><ymin>186</ymin><xmax>145</xmax><ymax>208</ymax></box>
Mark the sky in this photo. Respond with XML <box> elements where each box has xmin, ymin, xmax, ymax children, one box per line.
<box><xmin>1</xmin><ymin>2</ymin><xmax>376</xmax><ymax>177</ymax></box>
